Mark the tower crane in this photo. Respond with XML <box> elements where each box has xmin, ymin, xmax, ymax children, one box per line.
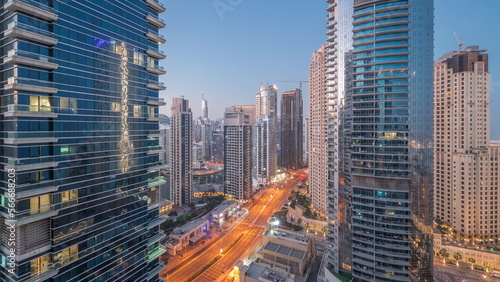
<box><xmin>453</xmin><ymin>32</ymin><xmax>464</xmax><ymax>51</ymax></box>
<box><xmin>275</xmin><ymin>80</ymin><xmax>309</xmax><ymax>90</ymax></box>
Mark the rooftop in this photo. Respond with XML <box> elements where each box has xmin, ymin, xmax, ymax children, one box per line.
<box><xmin>211</xmin><ymin>200</ymin><xmax>238</xmax><ymax>214</ymax></box>
<box><xmin>243</xmin><ymin>260</ymin><xmax>293</xmax><ymax>282</ymax></box>
<box><xmin>265</xmin><ymin>228</ymin><xmax>310</xmax><ymax>245</ymax></box>
<box><xmin>262</xmin><ymin>241</ymin><xmax>307</xmax><ymax>260</ymax></box>
<box><xmin>171</xmin><ymin>218</ymin><xmax>208</xmax><ymax>235</ymax></box>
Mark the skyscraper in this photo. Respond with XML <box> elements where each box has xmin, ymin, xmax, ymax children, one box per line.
<box><xmin>280</xmin><ymin>89</ymin><xmax>303</xmax><ymax>170</ymax></box>
<box><xmin>309</xmin><ymin>44</ymin><xmax>328</xmax><ymax>215</ymax></box>
<box><xmin>325</xmin><ymin>0</ymin><xmax>435</xmax><ymax>281</ymax></box>
<box><xmin>0</xmin><ymin>0</ymin><xmax>167</xmax><ymax>280</ymax></box>
<box><xmin>253</xmin><ymin>85</ymin><xmax>278</xmax><ymax>186</ymax></box>
<box><xmin>434</xmin><ymin>46</ymin><xmax>500</xmax><ymax>245</ymax></box>
<box><xmin>201</xmin><ymin>93</ymin><xmax>208</xmax><ymax>120</ymax></box>
<box><xmin>224</xmin><ymin>107</ymin><xmax>253</xmax><ymax>200</ymax></box>
<box><xmin>170</xmin><ymin>97</ymin><xmax>193</xmax><ymax>206</ymax></box>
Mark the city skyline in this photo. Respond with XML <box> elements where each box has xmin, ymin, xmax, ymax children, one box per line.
<box><xmin>159</xmin><ymin>0</ymin><xmax>500</xmax><ymax>140</ymax></box>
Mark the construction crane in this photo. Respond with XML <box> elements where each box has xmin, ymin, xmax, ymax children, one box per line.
<box><xmin>276</xmin><ymin>80</ymin><xmax>309</xmax><ymax>90</ymax></box>
<box><xmin>453</xmin><ymin>32</ymin><xmax>464</xmax><ymax>51</ymax></box>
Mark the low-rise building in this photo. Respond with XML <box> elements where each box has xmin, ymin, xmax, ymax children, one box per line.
<box><xmin>165</xmin><ymin>218</ymin><xmax>209</xmax><ymax>255</ymax></box>
<box><xmin>239</xmin><ymin>260</ymin><xmax>294</xmax><ymax>282</ymax></box>
<box><xmin>257</xmin><ymin>228</ymin><xmax>314</xmax><ymax>277</ymax></box>
<box><xmin>434</xmin><ymin>228</ymin><xmax>500</xmax><ymax>270</ymax></box>
<box><xmin>286</xmin><ymin>205</ymin><xmax>327</xmax><ymax>234</ymax></box>
<box><xmin>210</xmin><ymin>200</ymin><xmax>240</xmax><ymax>225</ymax></box>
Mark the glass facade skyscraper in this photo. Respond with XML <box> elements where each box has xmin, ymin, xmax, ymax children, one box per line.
<box><xmin>325</xmin><ymin>0</ymin><xmax>434</xmax><ymax>281</ymax></box>
<box><xmin>0</xmin><ymin>0</ymin><xmax>167</xmax><ymax>281</ymax></box>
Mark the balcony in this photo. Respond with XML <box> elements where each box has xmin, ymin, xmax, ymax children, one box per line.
<box><xmin>146</xmin><ymin>113</ymin><xmax>164</xmax><ymax>122</ymax></box>
<box><xmin>14</xmin><ymin>209</ymin><xmax>58</xmax><ymax>225</ymax></box>
<box><xmin>7</xmin><ymin>156</ymin><xmax>58</xmax><ymax>172</ymax></box>
<box><xmin>11</xmin><ymin>185</ymin><xmax>59</xmax><ymax>200</ymax></box>
<box><xmin>146</xmin><ymin>30</ymin><xmax>166</xmax><ymax>44</ymax></box>
<box><xmin>147</xmin><ymin>217</ymin><xmax>167</xmax><ymax>229</ymax></box>
<box><xmin>146</xmin><ymin>64</ymin><xmax>166</xmax><ymax>75</ymax></box>
<box><xmin>147</xmin><ymin>264</ymin><xmax>166</xmax><ymax>281</ymax></box>
<box><xmin>147</xmin><ymin>145</ymin><xmax>165</xmax><ymax>155</ymax></box>
<box><xmin>4</xmin><ymin>104</ymin><xmax>58</xmax><ymax>118</ymax></box>
<box><xmin>146</xmin><ymin>13</ymin><xmax>166</xmax><ymax>28</ymax></box>
<box><xmin>146</xmin><ymin>97</ymin><xmax>166</xmax><ymax>106</ymax></box>
<box><xmin>147</xmin><ymin>232</ymin><xmax>166</xmax><ymax>245</ymax></box>
<box><xmin>4</xmin><ymin>21</ymin><xmax>58</xmax><ymax>45</ymax></box>
<box><xmin>4</xmin><ymin>49</ymin><xmax>58</xmax><ymax>69</ymax></box>
<box><xmin>146</xmin><ymin>0</ymin><xmax>166</xmax><ymax>13</ymax></box>
<box><xmin>146</xmin><ymin>47</ymin><xmax>166</xmax><ymax>59</ymax></box>
<box><xmin>4</xmin><ymin>131</ymin><xmax>57</xmax><ymax>145</ymax></box>
<box><xmin>4</xmin><ymin>77</ymin><xmax>58</xmax><ymax>94</ymax></box>
<box><xmin>147</xmin><ymin>176</ymin><xmax>166</xmax><ymax>187</ymax></box>
<box><xmin>146</xmin><ymin>246</ymin><xmax>166</xmax><ymax>262</ymax></box>
<box><xmin>146</xmin><ymin>80</ymin><xmax>166</xmax><ymax>91</ymax></box>
<box><xmin>147</xmin><ymin>130</ymin><xmax>163</xmax><ymax>138</ymax></box>
<box><xmin>4</xmin><ymin>0</ymin><xmax>58</xmax><ymax>21</ymax></box>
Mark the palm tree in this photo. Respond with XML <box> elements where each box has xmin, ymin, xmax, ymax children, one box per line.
<box><xmin>453</xmin><ymin>252</ymin><xmax>462</xmax><ymax>266</ymax></box>
<box><xmin>468</xmin><ymin>258</ymin><xmax>476</xmax><ymax>270</ymax></box>
<box><xmin>438</xmin><ymin>249</ymin><xmax>449</xmax><ymax>263</ymax></box>
<box><xmin>483</xmin><ymin>262</ymin><xmax>491</xmax><ymax>272</ymax></box>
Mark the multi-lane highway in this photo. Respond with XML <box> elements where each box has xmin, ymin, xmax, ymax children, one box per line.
<box><xmin>161</xmin><ymin>170</ymin><xmax>307</xmax><ymax>282</ymax></box>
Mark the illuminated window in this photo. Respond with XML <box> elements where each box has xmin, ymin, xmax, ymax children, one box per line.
<box><xmin>53</xmin><ymin>245</ymin><xmax>78</xmax><ymax>267</ymax></box>
<box><xmin>111</xmin><ymin>102</ymin><xmax>121</xmax><ymax>112</ymax></box>
<box><xmin>133</xmin><ymin>51</ymin><xmax>144</xmax><ymax>65</ymax></box>
<box><xmin>30</xmin><ymin>194</ymin><xmax>52</xmax><ymax>215</ymax></box>
<box><xmin>61</xmin><ymin>189</ymin><xmax>78</xmax><ymax>208</ymax></box>
<box><xmin>147</xmin><ymin>57</ymin><xmax>156</xmax><ymax>68</ymax></box>
<box><xmin>60</xmin><ymin>97</ymin><xmax>77</xmax><ymax>113</ymax></box>
<box><xmin>133</xmin><ymin>105</ymin><xmax>141</xmax><ymax>117</ymax></box>
<box><xmin>30</xmin><ymin>254</ymin><xmax>51</xmax><ymax>276</ymax></box>
<box><xmin>30</xmin><ymin>96</ymin><xmax>51</xmax><ymax>112</ymax></box>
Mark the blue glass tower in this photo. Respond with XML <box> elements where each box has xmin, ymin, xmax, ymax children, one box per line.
<box><xmin>0</xmin><ymin>0</ymin><xmax>167</xmax><ymax>281</ymax></box>
<box><xmin>325</xmin><ymin>0</ymin><xmax>434</xmax><ymax>281</ymax></box>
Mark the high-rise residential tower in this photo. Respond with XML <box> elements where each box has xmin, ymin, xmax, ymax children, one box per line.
<box><xmin>434</xmin><ymin>46</ymin><xmax>500</xmax><ymax>245</ymax></box>
<box><xmin>280</xmin><ymin>89</ymin><xmax>303</xmax><ymax>170</ymax></box>
<box><xmin>170</xmin><ymin>97</ymin><xmax>193</xmax><ymax>206</ymax></box>
<box><xmin>309</xmin><ymin>44</ymin><xmax>328</xmax><ymax>215</ymax></box>
<box><xmin>325</xmin><ymin>1</ymin><xmax>435</xmax><ymax>281</ymax></box>
<box><xmin>253</xmin><ymin>85</ymin><xmax>278</xmax><ymax>186</ymax></box>
<box><xmin>0</xmin><ymin>0</ymin><xmax>168</xmax><ymax>281</ymax></box>
<box><xmin>224</xmin><ymin>107</ymin><xmax>253</xmax><ymax>200</ymax></box>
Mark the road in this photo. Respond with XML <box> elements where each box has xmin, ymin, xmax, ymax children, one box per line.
<box><xmin>435</xmin><ymin>263</ymin><xmax>500</xmax><ymax>282</ymax></box>
<box><xmin>160</xmin><ymin>170</ymin><xmax>307</xmax><ymax>282</ymax></box>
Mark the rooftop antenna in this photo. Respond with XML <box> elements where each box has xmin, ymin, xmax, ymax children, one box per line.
<box><xmin>453</xmin><ymin>32</ymin><xmax>464</xmax><ymax>51</ymax></box>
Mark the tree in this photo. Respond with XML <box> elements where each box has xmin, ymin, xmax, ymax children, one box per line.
<box><xmin>188</xmin><ymin>202</ymin><xmax>196</xmax><ymax>209</ymax></box>
<box><xmin>468</xmin><ymin>258</ymin><xmax>476</xmax><ymax>270</ymax></box>
<box><xmin>438</xmin><ymin>249</ymin><xmax>449</xmax><ymax>263</ymax></box>
<box><xmin>168</xmin><ymin>210</ymin><xmax>178</xmax><ymax>217</ymax></box>
<box><xmin>453</xmin><ymin>252</ymin><xmax>462</xmax><ymax>266</ymax></box>
<box><xmin>483</xmin><ymin>262</ymin><xmax>491</xmax><ymax>272</ymax></box>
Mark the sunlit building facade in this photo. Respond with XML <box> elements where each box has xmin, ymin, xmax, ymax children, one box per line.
<box><xmin>434</xmin><ymin>47</ymin><xmax>500</xmax><ymax>244</ymax></box>
<box><xmin>309</xmin><ymin>44</ymin><xmax>328</xmax><ymax>215</ymax></box>
<box><xmin>325</xmin><ymin>0</ymin><xmax>435</xmax><ymax>281</ymax></box>
<box><xmin>0</xmin><ymin>0</ymin><xmax>168</xmax><ymax>281</ymax></box>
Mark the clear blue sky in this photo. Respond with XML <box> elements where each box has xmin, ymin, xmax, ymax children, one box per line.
<box><xmin>158</xmin><ymin>0</ymin><xmax>500</xmax><ymax>140</ymax></box>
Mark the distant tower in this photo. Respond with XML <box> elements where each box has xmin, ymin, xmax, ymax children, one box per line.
<box><xmin>202</xmin><ymin>93</ymin><xmax>208</xmax><ymax>119</ymax></box>
<box><xmin>280</xmin><ymin>88</ymin><xmax>303</xmax><ymax>169</ymax></box>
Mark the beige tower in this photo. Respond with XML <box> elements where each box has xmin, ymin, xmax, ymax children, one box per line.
<box><xmin>434</xmin><ymin>46</ymin><xmax>500</xmax><ymax>245</ymax></box>
<box><xmin>308</xmin><ymin>44</ymin><xmax>327</xmax><ymax>215</ymax></box>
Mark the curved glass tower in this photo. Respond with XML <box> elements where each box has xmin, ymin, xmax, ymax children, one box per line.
<box><xmin>325</xmin><ymin>0</ymin><xmax>434</xmax><ymax>281</ymax></box>
<box><xmin>0</xmin><ymin>0</ymin><xmax>167</xmax><ymax>281</ymax></box>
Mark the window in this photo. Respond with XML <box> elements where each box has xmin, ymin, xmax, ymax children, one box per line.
<box><xmin>29</xmin><ymin>96</ymin><xmax>51</xmax><ymax>112</ymax></box>
<box><xmin>30</xmin><ymin>254</ymin><xmax>51</xmax><ymax>276</ymax></box>
<box><xmin>111</xmin><ymin>102</ymin><xmax>121</xmax><ymax>112</ymax></box>
<box><xmin>133</xmin><ymin>51</ymin><xmax>144</xmax><ymax>65</ymax></box>
<box><xmin>53</xmin><ymin>245</ymin><xmax>78</xmax><ymax>267</ymax></box>
<box><xmin>61</xmin><ymin>190</ymin><xmax>78</xmax><ymax>208</ymax></box>
<box><xmin>133</xmin><ymin>105</ymin><xmax>141</xmax><ymax>117</ymax></box>
<box><xmin>60</xmin><ymin>97</ymin><xmax>77</xmax><ymax>113</ymax></box>
<box><xmin>30</xmin><ymin>194</ymin><xmax>51</xmax><ymax>215</ymax></box>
